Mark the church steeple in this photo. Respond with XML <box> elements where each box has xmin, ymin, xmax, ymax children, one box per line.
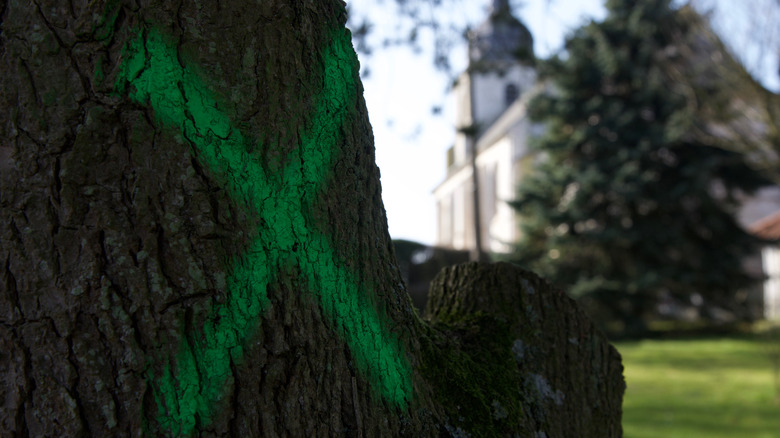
<box><xmin>469</xmin><ymin>0</ymin><xmax>534</xmax><ymax>68</ymax></box>
<box><xmin>491</xmin><ymin>0</ymin><xmax>511</xmax><ymax>14</ymax></box>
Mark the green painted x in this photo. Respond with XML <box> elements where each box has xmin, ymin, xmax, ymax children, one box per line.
<box><xmin>115</xmin><ymin>27</ymin><xmax>411</xmax><ymax>436</ymax></box>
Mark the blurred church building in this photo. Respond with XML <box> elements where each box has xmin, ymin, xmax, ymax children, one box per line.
<box><xmin>432</xmin><ymin>0</ymin><xmax>537</xmax><ymax>254</ymax></box>
<box><xmin>432</xmin><ymin>0</ymin><xmax>780</xmax><ymax>319</ymax></box>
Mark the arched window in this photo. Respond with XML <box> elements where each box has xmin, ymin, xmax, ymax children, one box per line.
<box><xmin>505</xmin><ymin>83</ymin><xmax>519</xmax><ymax>106</ymax></box>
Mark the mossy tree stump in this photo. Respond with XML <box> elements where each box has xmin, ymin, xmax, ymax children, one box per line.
<box><xmin>424</xmin><ymin>262</ymin><xmax>624</xmax><ymax>437</ymax></box>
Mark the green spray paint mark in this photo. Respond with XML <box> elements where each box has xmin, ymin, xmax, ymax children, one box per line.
<box><xmin>116</xmin><ymin>28</ymin><xmax>412</xmax><ymax>435</ymax></box>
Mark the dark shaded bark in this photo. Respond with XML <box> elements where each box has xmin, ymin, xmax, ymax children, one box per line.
<box><xmin>0</xmin><ymin>0</ymin><xmax>623</xmax><ymax>436</ymax></box>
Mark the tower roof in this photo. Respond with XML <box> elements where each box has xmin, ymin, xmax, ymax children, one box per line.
<box><xmin>469</xmin><ymin>0</ymin><xmax>534</xmax><ymax>68</ymax></box>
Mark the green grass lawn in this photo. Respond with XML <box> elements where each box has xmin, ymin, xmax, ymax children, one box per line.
<box><xmin>616</xmin><ymin>336</ymin><xmax>780</xmax><ymax>438</ymax></box>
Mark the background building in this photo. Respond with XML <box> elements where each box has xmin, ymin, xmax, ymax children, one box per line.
<box><xmin>433</xmin><ymin>0</ymin><xmax>537</xmax><ymax>254</ymax></box>
<box><xmin>433</xmin><ymin>1</ymin><xmax>780</xmax><ymax>320</ymax></box>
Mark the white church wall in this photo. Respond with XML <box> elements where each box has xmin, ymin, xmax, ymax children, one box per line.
<box><xmin>476</xmin><ymin>136</ymin><xmax>515</xmax><ymax>252</ymax></box>
<box><xmin>763</xmin><ymin>247</ymin><xmax>780</xmax><ymax>320</ymax></box>
<box><xmin>437</xmin><ymin>195</ymin><xmax>452</xmax><ymax>246</ymax></box>
<box><xmin>471</xmin><ymin>65</ymin><xmax>535</xmax><ymax>130</ymax></box>
<box><xmin>433</xmin><ymin>165</ymin><xmax>473</xmax><ymax>249</ymax></box>
<box><xmin>436</xmin><ymin>77</ymin><xmax>538</xmax><ymax>252</ymax></box>
<box><xmin>509</xmin><ymin>117</ymin><xmax>533</xmax><ymax>162</ymax></box>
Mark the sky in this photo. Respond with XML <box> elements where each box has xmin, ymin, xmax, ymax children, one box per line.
<box><xmin>349</xmin><ymin>0</ymin><xmax>780</xmax><ymax>245</ymax></box>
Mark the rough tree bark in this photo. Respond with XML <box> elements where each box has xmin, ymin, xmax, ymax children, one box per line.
<box><xmin>0</xmin><ymin>0</ymin><xmax>624</xmax><ymax>436</ymax></box>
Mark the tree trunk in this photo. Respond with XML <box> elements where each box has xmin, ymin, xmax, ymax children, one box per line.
<box><xmin>0</xmin><ymin>1</ymin><xmax>623</xmax><ymax>436</ymax></box>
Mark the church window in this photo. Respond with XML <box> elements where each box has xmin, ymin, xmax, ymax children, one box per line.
<box><xmin>505</xmin><ymin>83</ymin><xmax>519</xmax><ymax>106</ymax></box>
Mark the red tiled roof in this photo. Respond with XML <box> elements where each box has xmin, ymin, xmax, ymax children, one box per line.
<box><xmin>750</xmin><ymin>210</ymin><xmax>780</xmax><ymax>240</ymax></box>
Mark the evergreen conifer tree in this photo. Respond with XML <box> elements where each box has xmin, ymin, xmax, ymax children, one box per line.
<box><xmin>512</xmin><ymin>0</ymin><xmax>773</xmax><ymax>333</ymax></box>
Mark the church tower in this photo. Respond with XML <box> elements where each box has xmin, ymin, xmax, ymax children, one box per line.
<box><xmin>454</xmin><ymin>0</ymin><xmax>535</xmax><ymax>151</ymax></box>
<box><xmin>435</xmin><ymin>1</ymin><xmax>537</xmax><ymax>253</ymax></box>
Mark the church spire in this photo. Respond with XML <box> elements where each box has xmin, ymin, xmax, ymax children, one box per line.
<box><xmin>491</xmin><ymin>0</ymin><xmax>511</xmax><ymax>14</ymax></box>
<box><xmin>469</xmin><ymin>0</ymin><xmax>534</xmax><ymax>67</ymax></box>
